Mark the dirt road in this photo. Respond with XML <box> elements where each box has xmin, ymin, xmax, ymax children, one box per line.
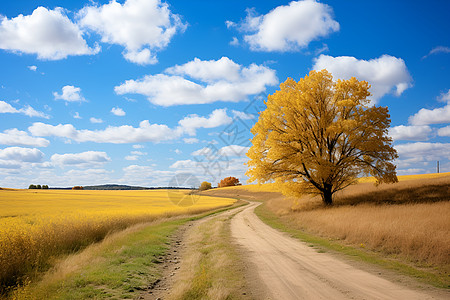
<box><xmin>231</xmin><ymin>202</ymin><xmax>446</xmax><ymax>300</ymax></box>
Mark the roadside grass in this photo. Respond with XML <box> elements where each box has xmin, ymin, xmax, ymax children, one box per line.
<box><xmin>167</xmin><ymin>207</ymin><xmax>249</xmax><ymax>300</ymax></box>
<box><xmin>254</xmin><ymin>202</ymin><xmax>450</xmax><ymax>289</ymax></box>
<box><xmin>8</xmin><ymin>203</ymin><xmax>245</xmax><ymax>300</ymax></box>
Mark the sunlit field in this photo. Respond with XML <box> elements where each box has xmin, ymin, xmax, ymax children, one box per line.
<box><xmin>0</xmin><ymin>189</ymin><xmax>235</xmax><ymax>292</ymax></box>
<box><xmin>204</xmin><ymin>173</ymin><xmax>450</xmax><ymax>269</ymax></box>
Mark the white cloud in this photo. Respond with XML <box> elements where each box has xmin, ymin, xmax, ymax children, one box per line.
<box><xmin>74</xmin><ymin>112</ymin><xmax>82</xmax><ymax>119</ymax></box>
<box><xmin>90</xmin><ymin>117</ymin><xmax>103</xmax><ymax>124</ymax></box>
<box><xmin>178</xmin><ymin>108</ymin><xmax>232</xmax><ymax>135</ymax></box>
<box><xmin>174</xmin><ymin>149</ymin><xmax>182</xmax><ymax>155</ymax></box>
<box><xmin>120</xmin><ymin>164</ymin><xmax>174</xmax><ymax>186</ymax></box>
<box><xmin>218</xmin><ymin>145</ymin><xmax>249</xmax><ymax>157</ymax></box>
<box><xmin>0</xmin><ymin>7</ymin><xmax>99</xmax><ymax>60</ymax></box>
<box><xmin>389</xmin><ymin>125</ymin><xmax>432</xmax><ymax>141</ymax></box>
<box><xmin>53</xmin><ymin>85</ymin><xmax>86</xmax><ymax>102</ymax></box>
<box><xmin>232</xmin><ymin>110</ymin><xmax>255</xmax><ymax>120</ymax></box>
<box><xmin>183</xmin><ymin>138</ymin><xmax>199</xmax><ymax>144</ymax></box>
<box><xmin>29</xmin><ymin>121</ymin><xmax>178</xmax><ymax>144</ymax></box>
<box><xmin>125</xmin><ymin>155</ymin><xmax>138</xmax><ymax>161</ymax></box>
<box><xmin>313</xmin><ymin>54</ymin><xmax>412</xmax><ymax>102</ymax></box>
<box><xmin>111</xmin><ymin>107</ymin><xmax>126</xmax><ymax>116</ymax></box>
<box><xmin>0</xmin><ymin>100</ymin><xmax>49</xmax><ymax>118</ymax></box>
<box><xmin>231</xmin><ymin>0</ymin><xmax>339</xmax><ymax>52</ymax></box>
<box><xmin>0</xmin><ymin>128</ymin><xmax>49</xmax><ymax>147</ymax></box>
<box><xmin>438</xmin><ymin>89</ymin><xmax>450</xmax><ymax>102</ymax></box>
<box><xmin>28</xmin><ymin>65</ymin><xmax>37</xmax><ymax>71</ymax></box>
<box><xmin>192</xmin><ymin>145</ymin><xmax>249</xmax><ymax>158</ymax></box>
<box><xmin>78</xmin><ymin>0</ymin><xmax>186</xmax><ymax>65</ymax></box>
<box><xmin>132</xmin><ymin>144</ymin><xmax>144</xmax><ymax>149</ymax></box>
<box><xmin>423</xmin><ymin>46</ymin><xmax>450</xmax><ymax>59</ymax></box>
<box><xmin>51</xmin><ymin>151</ymin><xmax>110</xmax><ymax>166</ymax></box>
<box><xmin>409</xmin><ymin>104</ymin><xmax>450</xmax><ymax>125</ymax></box>
<box><xmin>131</xmin><ymin>151</ymin><xmax>146</xmax><ymax>155</ymax></box>
<box><xmin>230</xmin><ymin>37</ymin><xmax>239</xmax><ymax>46</ymax></box>
<box><xmin>437</xmin><ymin>125</ymin><xmax>450</xmax><ymax>137</ymax></box>
<box><xmin>0</xmin><ymin>147</ymin><xmax>44</xmax><ymax>162</ymax></box>
<box><xmin>114</xmin><ymin>57</ymin><xmax>277</xmax><ymax>106</ymax></box>
<box><xmin>395</xmin><ymin>142</ymin><xmax>450</xmax><ymax>161</ymax></box>
<box><xmin>29</xmin><ymin>109</ymin><xmax>234</xmax><ymax>144</ymax></box>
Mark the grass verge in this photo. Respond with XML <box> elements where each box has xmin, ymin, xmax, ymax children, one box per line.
<box><xmin>254</xmin><ymin>202</ymin><xmax>449</xmax><ymax>289</ymax></box>
<box><xmin>8</xmin><ymin>202</ymin><xmax>246</xmax><ymax>300</ymax></box>
<box><xmin>167</xmin><ymin>206</ymin><xmax>250</xmax><ymax>299</ymax></box>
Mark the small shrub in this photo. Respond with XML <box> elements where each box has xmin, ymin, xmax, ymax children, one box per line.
<box><xmin>218</xmin><ymin>177</ymin><xmax>240</xmax><ymax>188</ymax></box>
<box><xmin>199</xmin><ymin>181</ymin><xmax>212</xmax><ymax>191</ymax></box>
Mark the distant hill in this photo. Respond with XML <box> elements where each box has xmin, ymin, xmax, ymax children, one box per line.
<box><xmin>49</xmin><ymin>184</ymin><xmax>194</xmax><ymax>190</ymax></box>
<box><xmin>83</xmin><ymin>184</ymin><xmax>149</xmax><ymax>190</ymax></box>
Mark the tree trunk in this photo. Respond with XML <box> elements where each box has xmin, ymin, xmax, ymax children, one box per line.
<box><xmin>321</xmin><ymin>184</ymin><xmax>333</xmax><ymax>205</ymax></box>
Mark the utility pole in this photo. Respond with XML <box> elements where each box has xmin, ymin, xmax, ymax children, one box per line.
<box><xmin>437</xmin><ymin>161</ymin><xmax>440</xmax><ymax>173</ymax></box>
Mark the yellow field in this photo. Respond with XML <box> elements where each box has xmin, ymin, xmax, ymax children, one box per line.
<box><xmin>205</xmin><ymin>174</ymin><xmax>450</xmax><ymax>269</ymax></box>
<box><xmin>0</xmin><ymin>189</ymin><xmax>235</xmax><ymax>291</ymax></box>
<box><xmin>226</xmin><ymin>172</ymin><xmax>450</xmax><ymax>193</ymax></box>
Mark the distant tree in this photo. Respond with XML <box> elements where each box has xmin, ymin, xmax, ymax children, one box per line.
<box><xmin>36</xmin><ymin>185</ymin><xmax>42</xmax><ymax>189</ymax></box>
<box><xmin>28</xmin><ymin>184</ymin><xmax>37</xmax><ymax>189</ymax></box>
<box><xmin>199</xmin><ymin>181</ymin><xmax>212</xmax><ymax>191</ymax></box>
<box><xmin>246</xmin><ymin>69</ymin><xmax>398</xmax><ymax>205</ymax></box>
<box><xmin>42</xmin><ymin>185</ymin><xmax>49</xmax><ymax>189</ymax></box>
<box><xmin>72</xmin><ymin>186</ymin><xmax>84</xmax><ymax>190</ymax></box>
<box><xmin>218</xmin><ymin>177</ymin><xmax>240</xmax><ymax>188</ymax></box>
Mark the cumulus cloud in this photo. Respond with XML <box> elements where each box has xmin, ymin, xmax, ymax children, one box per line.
<box><xmin>90</xmin><ymin>117</ymin><xmax>103</xmax><ymax>124</ymax></box>
<box><xmin>313</xmin><ymin>54</ymin><xmax>412</xmax><ymax>102</ymax></box>
<box><xmin>29</xmin><ymin>121</ymin><xmax>178</xmax><ymax>144</ymax></box>
<box><xmin>28</xmin><ymin>65</ymin><xmax>37</xmax><ymax>71</ymax></box>
<box><xmin>438</xmin><ymin>89</ymin><xmax>450</xmax><ymax>102</ymax></box>
<box><xmin>409</xmin><ymin>104</ymin><xmax>450</xmax><ymax>125</ymax></box>
<box><xmin>178</xmin><ymin>109</ymin><xmax>232</xmax><ymax>135</ymax></box>
<box><xmin>228</xmin><ymin>1</ymin><xmax>339</xmax><ymax>52</ymax></box>
<box><xmin>0</xmin><ymin>7</ymin><xmax>99</xmax><ymax>60</ymax></box>
<box><xmin>125</xmin><ymin>155</ymin><xmax>138</xmax><ymax>161</ymax></box>
<box><xmin>51</xmin><ymin>151</ymin><xmax>110</xmax><ymax>166</ymax></box>
<box><xmin>114</xmin><ymin>57</ymin><xmax>277</xmax><ymax>106</ymax></box>
<box><xmin>78</xmin><ymin>0</ymin><xmax>186</xmax><ymax>65</ymax></box>
<box><xmin>53</xmin><ymin>85</ymin><xmax>86</xmax><ymax>102</ymax></box>
<box><xmin>389</xmin><ymin>125</ymin><xmax>432</xmax><ymax>141</ymax></box>
<box><xmin>29</xmin><ymin>109</ymin><xmax>234</xmax><ymax>144</ymax></box>
<box><xmin>437</xmin><ymin>125</ymin><xmax>450</xmax><ymax>137</ymax></box>
<box><xmin>0</xmin><ymin>147</ymin><xmax>44</xmax><ymax>162</ymax></box>
<box><xmin>183</xmin><ymin>138</ymin><xmax>199</xmax><ymax>144</ymax></box>
<box><xmin>0</xmin><ymin>100</ymin><xmax>49</xmax><ymax>118</ymax></box>
<box><xmin>395</xmin><ymin>142</ymin><xmax>450</xmax><ymax>161</ymax></box>
<box><xmin>0</xmin><ymin>128</ymin><xmax>49</xmax><ymax>147</ymax></box>
<box><xmin>111</xmin><ymin>107</ymin><xmax>126</xmax><ymax>116</ymax></box>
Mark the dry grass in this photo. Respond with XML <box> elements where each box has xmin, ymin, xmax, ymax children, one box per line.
<box><xmin>167</xmin><ymin>210</ymin><xmax>247</xmax><ymax>300</ymax></box>
<box><xmin>0</xmin><ymin>189</ymin><xmax>235</xmax><ymax>294</ymax></box>
<box><xmin>209</xmin><ymin>174</ymin><xmax>450</xmax><ymax>271</ymax></box>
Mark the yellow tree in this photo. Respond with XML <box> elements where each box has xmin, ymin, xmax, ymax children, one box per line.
<box><xmin>246</xmin><ymin>70</ymin><xmax>398</xmax><ymax>205</ymax></box>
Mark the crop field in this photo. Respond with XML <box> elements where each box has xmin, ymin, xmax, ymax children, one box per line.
<box><xmin>0</xmin><ymin>189</ymin><xmax>235</xmax><ymax>293</ymax></box>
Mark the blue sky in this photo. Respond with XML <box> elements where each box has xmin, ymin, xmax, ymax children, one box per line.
<box><xmin>0</xmin><ymin>0</ymin><xmax>449</xmax><ymax>188</ymax></box>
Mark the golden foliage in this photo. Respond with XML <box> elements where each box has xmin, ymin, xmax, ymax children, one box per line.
<box><xmin>218</xmin><ymin>177</ymin><xmax>240</xmax><ymax>188</ymax></box>
<box><xmin>199</xmin><ymin>181</ymin><xmax>212</xmax><ymax>191</ymax></box>
<box><xmin>246</xmin><ymin>69</ymin><xmax>398</xmax><ymax>205</ymax></box>
<box><xmin>0</xmin><ymin>189</ymin><xmax>235</xmax><ymax>292</ymax></box>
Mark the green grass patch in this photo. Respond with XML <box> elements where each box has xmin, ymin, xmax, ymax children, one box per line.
<box><xmin>254</xmin><ymin>202</ymin><xmax>449</xmax><ymax>289</ymax></box>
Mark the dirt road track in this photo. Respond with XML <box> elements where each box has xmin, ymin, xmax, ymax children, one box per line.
<box><xmin>231</xmin><ymin>202</ymin><xmax>446</xmax><ymax>300</ymax></box>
